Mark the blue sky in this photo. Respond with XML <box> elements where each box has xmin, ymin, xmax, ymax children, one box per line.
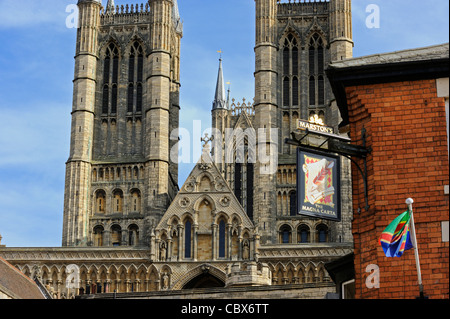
<box><xmin>0</xmin><ymin>0</ymin><xmax>448</xmax><ymax>247</ymax></box>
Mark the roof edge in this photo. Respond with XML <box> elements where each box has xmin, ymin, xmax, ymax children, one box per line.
<box><xmin>326</xmin><ymin>44</ymin><xmax>449</xmax><ymax>128</ymax></box>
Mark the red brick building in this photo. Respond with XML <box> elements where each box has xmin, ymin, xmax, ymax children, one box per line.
<box><xmin>327</xmin><ymin>43</ymin><xmax>449</xmax><ymax>299</ymax></box>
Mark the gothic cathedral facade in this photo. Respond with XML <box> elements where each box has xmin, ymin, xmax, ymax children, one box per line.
<box><xmin>212</xmin><ymin>0</ymin><xmax>354</xmax><ymax>246</ymax></box>
<box><xmin>62</xmin><ymin>0</ymin><xmax>183</xmax><ymax>248</ymax></box>
<box><xmin>0</xmin><ymin>0</ymin><xmax>355</xmax><ymax>299</ymax></box>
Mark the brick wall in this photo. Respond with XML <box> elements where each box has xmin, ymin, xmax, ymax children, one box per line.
<box><xmin>347</xmin><ymin>79</ymin><xmax>449</xmax><ymax>299</ymax></box>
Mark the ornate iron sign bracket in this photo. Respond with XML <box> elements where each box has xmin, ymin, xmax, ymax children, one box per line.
<box><xmin>286</xmin><ymin>126</ymin><xmax>371</xmax><ymax>212</ymax></box>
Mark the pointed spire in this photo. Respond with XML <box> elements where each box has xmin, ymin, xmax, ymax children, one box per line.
<box><xmin>172</xmin><ymin>0</ymin><xmax>183</xmax><ymax>34</ymax></box>
<box><xmin>212</xmin><ymin>58</ymin><xmax>227</xmax><ymax>110</ymax></box>
<box><xmin>105</xmin><ymin>0</ymin><xmax>115</xmax><ymax>14</ymax></box>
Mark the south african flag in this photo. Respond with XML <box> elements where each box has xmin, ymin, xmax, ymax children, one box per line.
<box><xmin>379</xmin><ymin>210</ymin><xmax>414</xmax><ymax>257</ymax></box>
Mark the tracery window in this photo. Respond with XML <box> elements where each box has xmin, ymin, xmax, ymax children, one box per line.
<box><xmin>102</xmin><ymin>43</ymin><xmax>119</xmax><ymax>115</ymax></box>
<box><xmin>281</xmin><ymin>33</ymin><xmax>300</xmax><ymax>107</ymax></box>
<box><xmin>308</xmin><ymin>34</ymin><xmax>325</xmax><ymax>107</ymax></box>
<box><xmin>127</xmin><ymin>41</ymin><xmax>144</xmax><ymax>114</ymax></box>
<box><xmin>233</xmin><ymin>142</ymin><xmax>254</xmax><ymax>220</ymax></box>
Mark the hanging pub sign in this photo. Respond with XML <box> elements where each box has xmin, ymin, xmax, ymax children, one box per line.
<box><xmin>297</xmin><ymin>148</ymin><xmax>341</xmax><ymax>222</ymax></box>
<box><xmin>297</xmin><ymin>119</ymin><xmax>334</xmax><ymax>135</ymax></box>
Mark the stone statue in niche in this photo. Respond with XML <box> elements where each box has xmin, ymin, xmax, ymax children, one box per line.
<box><xmin>243</xmin><ymin>240</ymin><xmax>250</xmax><ymax>260</ymax></box>
<box><xmin>162</xmin><ymin>272</ymin><xmax>169</xmax><ymax>290</ymax></box>
<box><xmin>160</xmin><ymin>241</ymin><xmax>167</xmax><ymax>261</ymax></box>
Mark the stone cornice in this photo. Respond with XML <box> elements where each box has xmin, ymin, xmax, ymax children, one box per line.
<box><xmin>0</xmin><ymin>248</ymin><xmax>150</xmax><ymax>263</ymax></box>
<box><xmin>0</xmin><ymin>243</ymin><xmax>353</xmax><ymax>263</ymax></box>
<box><xmin>258</xmin><ymin>243</ymin><xmax>353</xmax><ymax>260</ymax></box>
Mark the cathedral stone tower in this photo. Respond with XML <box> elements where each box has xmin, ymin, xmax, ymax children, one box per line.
<box><xmin>329</xmin><ymin>0</ymin><xmax>353</xmax><ymax>62</ymax></box>
<box><xmin>62</xmin><ymin>0</ymin><xmax>183</xmax><ymax>247</ymax></box>
<box><xmin>62</xmin><ymin>0</ymin><xmax>102</xmax><ymax>248</ymax></box>
<box><xmin>0</xmin><ymin>0</ymin><xmax>357</xmax><ymax>299</ymax></box>
<box><xmin>254</xmin><ymin>0</ymin><xmax>279</xmax><ymax>244</ymax></box>
<box><xmin>212</xmin><ymin>0</ymin><xmax>354</xmax><ymax>245</ymax></box>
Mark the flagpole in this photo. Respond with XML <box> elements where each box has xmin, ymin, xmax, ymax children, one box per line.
<box><xmin>405</xmin><ymin>198</ymin><xmax>424</xmax><ymax>298</ymax></box>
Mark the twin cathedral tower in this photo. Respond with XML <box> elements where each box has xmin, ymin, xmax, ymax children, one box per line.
<box><xmin>62</xmin><ymin>0</ymin><xmax>353</xmax><ymax>253</ymax></box>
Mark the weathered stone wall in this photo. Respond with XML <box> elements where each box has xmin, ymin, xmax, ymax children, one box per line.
<box><xmin>85</xmin><ymin>282</ymin><xmax>336</xmax><ymax>299</ymax></box>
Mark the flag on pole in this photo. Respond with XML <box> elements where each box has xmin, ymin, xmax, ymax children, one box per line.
<box><xmin>379</xmin><ymin>210</ymin><xmax>414</xmax><ymax>257</ymax></box>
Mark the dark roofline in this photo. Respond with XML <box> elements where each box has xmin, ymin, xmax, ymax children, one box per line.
<box><xmin>0</xmin><ymin>256</ymin><xmax>47</xmax><ymax>299</ymax></box>
<box><xmin>326</xmin><ymin>51</ymin><xmax>449</xmax><ymax>128</ymax></box>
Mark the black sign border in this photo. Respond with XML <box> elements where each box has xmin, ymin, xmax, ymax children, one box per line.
<box><xmin>297</xmin><ymin>147</ymin><xmax>341</xmax><ymax>222</ymax></box>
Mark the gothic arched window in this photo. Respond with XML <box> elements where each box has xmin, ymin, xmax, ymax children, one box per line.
<box><xmin>308</xmin><ymin>34</ymin><xmax>325</xmax><ymax>107</ymax></box>
<box><xmin>281</xmin><ymin>33</ymin><xmax>299</xmax><ymax>107</ymax></box>
<box><xmin>233</xmin><ymin>140</ymin><xmax>254</xmax><ymax>219</ymax></box>
<box><xmin>103</xmin><ymin>43</ymin><xmax>119</xmax><ymax>115</ymax></box>
<box><xmin>218</xmin><ymin>219</ymin><xmax>226</xmax><ymax>258</ymax></box>
<box><xmin>185</xmin><ymin>220</ymin><xmax>192</xmax><ymax>258</ymax></box>
<box><xmin>127</xmin><ymin>41</ymin><xmax>144</xmax><ymax>114</ymax></box>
